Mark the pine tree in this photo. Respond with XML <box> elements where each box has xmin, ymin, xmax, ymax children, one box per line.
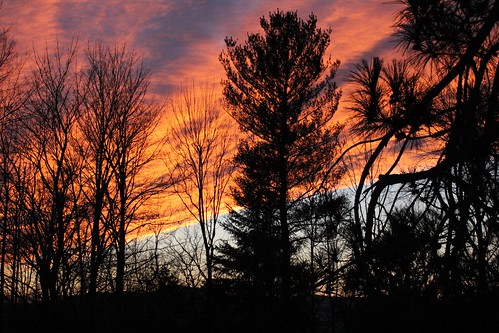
<box><xmin>218</xmin><ymin>10</ymin><xmax>343</xmax><ymax>299</ymax></box>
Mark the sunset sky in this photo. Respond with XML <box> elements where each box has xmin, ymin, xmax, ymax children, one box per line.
<box><xmin>1</xmin><ymin>0</ymin><xmax>403</xmax><ymax>101</ymax></box>
<box><xmin>0</xmin><ymin>0</ymin><xmax>407</xmax><ymax>228</ymax></box>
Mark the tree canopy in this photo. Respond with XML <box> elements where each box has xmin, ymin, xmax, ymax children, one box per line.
<box><xmin>218</xmin><ymin>9</ymin><xmax>344</xmax><ymax>300</ymax></box>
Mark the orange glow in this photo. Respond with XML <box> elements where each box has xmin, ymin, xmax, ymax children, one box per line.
<box><xmin>1</xmin><ymin>1</ymin><xmax>406</xmax><ymax>229</ymax></box>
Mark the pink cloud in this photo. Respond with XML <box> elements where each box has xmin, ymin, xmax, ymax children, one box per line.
<box><xmin>0</xmin><ymin>0</ymin><xmax>414</xmax><ymax>223</ymax></box>
<box><xmin>1</xmin><ymin>0</ymin><xmax>403</xmax><ymax>107</ymax></box>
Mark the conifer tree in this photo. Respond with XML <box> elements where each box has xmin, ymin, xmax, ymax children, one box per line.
<box><xmin>218</xmin><ymin>10</ymin><xmax>343</xmax><ymax>299</ymax></box>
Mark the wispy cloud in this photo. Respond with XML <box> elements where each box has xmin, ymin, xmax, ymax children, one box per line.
<box><xmin>1</xmin><ymin>0</ymin><xmax>403</xmax><ymax>100</ymax></box>
<box><xmin>0</xmin><ymin>0</ymin><xmax>413</xmax><ymax>219</ymax></box>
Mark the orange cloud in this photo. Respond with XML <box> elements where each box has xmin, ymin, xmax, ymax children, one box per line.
<box><xmin>0</xmin><ymin>0</ymin><xmax>408</xmax><ymax>228</ymax></box>
<box><xmin>2</xmin><ymin>1</ymin><xmax>402</xmax><ymax>99</ymax></box>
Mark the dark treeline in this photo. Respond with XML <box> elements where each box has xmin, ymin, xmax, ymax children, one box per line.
<box><xmin>1</xmin><ymin>1</ymin><xmax>499</xmax><ymax>332</ymax></box>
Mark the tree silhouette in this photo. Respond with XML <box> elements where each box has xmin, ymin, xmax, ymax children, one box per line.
<box><xmin>346</xmin><ymin>0</ymin><xmax>499</xmax><ymax>297</ymax></box>
<box><xmin>82</xmin><ymin>41</ymin><xmax>162</xmax><ymax>299</ymax></box>
<box><xmin>0</xmin><ymin>23</ymin><xmax>23</xmax><ymax>322</ymax></box>
<box><xmin>217</xmin><ymin>142</ymin><xmax>285</xmax><ymax>297</ymax></box>
<box><xmin>293</xmin><ymin>190</ymin><xmax>350</xmax><ymax>297</ymax></box>
<box><xmin>219</xmin><ymin>9</ymin><xmax>343</xmax><ymax>300</ymax></box>
<box><xmin>19</xmin><ymin>40</ymin><xmax>84</xmax><ymax>302</ymax></box>
<box><xmin>369</xmin><ymin>207</ymin><xmax>441</xmax><ymax>297</ymax></box>
<box><xmin>166</xmin><ymin>81</ymin><xmax>235</xmax><ymax>290</ymax></box>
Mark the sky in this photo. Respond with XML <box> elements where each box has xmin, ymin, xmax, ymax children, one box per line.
<box><xmin>0</xmin><ymin>0</ymin><xmax>407</xmax><ymax>229</ymax></box>
<box><xmin>0</xmin><ymin>0</ymin><xmax>404</xmax><ymax>102</ymax></box>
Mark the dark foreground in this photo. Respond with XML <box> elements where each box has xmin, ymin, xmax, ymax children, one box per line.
<box><xmin>2</xmin><ymin>288</ymin><xmax>499</xmax><ymax>333</ymax></box>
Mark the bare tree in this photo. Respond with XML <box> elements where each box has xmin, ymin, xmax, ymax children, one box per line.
<box><xmin>167</xmin><ymin>225</ymin><xmax>206</xmax><ymax>288</ymax></box>
<box><xmin>82</xmin><ymin>41</ymin><xmax>163</xmax><ymax>299</ymax></box>
<box><xmin>19</xmin><ymin>39</ymin><xmax>84</xmax><ymax>302</ymax></box>
<box><xmin>79</xmin><ymin>42</ymin><xmax>117</xmax><ymax>303</ymax></box>
<box><xmin>165</xmin><ymin>81</ymin><xmax>235</xmax><ymax>289</ymax></box>
<box><xmin>126</xmin><ymin>223</ymin><xmax>177</xmax><ymax>293</ymax></box>
<box><xmin>0</xmin><ymin>23</ymin><xmax>23</xmax><ymax>321</ymax></box>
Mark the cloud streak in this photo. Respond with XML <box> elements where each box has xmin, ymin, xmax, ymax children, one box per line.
<box><xmin>1</xmin><ymin>0</ymin><xmax>404</xmax><ymax>104</ymax></box>
<box><xmin>0</xmin><ymin>0</ymin><xmax>411</xmax><ymax>222</ymax></box>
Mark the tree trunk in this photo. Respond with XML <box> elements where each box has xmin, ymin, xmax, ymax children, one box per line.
<box><xmin>278</xmin><ymin>147</ymin><xmax>291</xmax><ymax>300</ymax></box>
